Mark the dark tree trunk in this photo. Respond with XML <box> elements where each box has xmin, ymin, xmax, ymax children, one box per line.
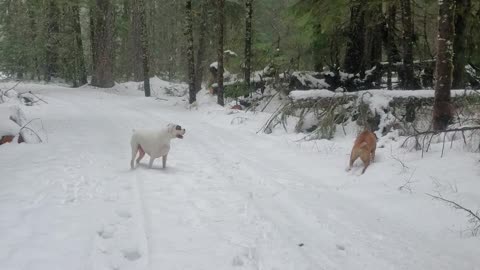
<box><xmin>244</xmin><ymin>0</ymin><xmax>253</xmax><ymax>94</ymax></box>
<box><xmin>89</xmin><ymin>7</ymin><xmax>97</xmax><ymax>86</ymax></box>
<box><xmin>217</xmin><ymin>0</ymin><xmax>225</xmax><ymax>106</ymax></box>
<box><xmin>91</xmin><ymin>0</ymin><xmax>115</xmax><ymax>88</ymax></box>
<box><xmin>72</xmin><ymin>2</ymin><xmax>87</xmax><ymax>87</ymax></box>
<box><xmin>383</xmin><ymin>2</ymin><xmax>402</xmax><ymax>90</ymax></box>
<box><xmin>433</xmin><ymin>0</ymin><xmax>455</xmax><ymax>131</ymax></box>
<box><xmin>452</xmin><ymin>0</ymin><xmax>470</xmax><ymax>89</ymax></box>
<box><xmin>312</xmin><ymin>23</ymin><xmax>323</xmax><ymax>72</ymax></box>
<box><xmin>185</xmin><ymin>0</ymin><xmax>196</xmax><ymax>104</ymax></box>
<box><xmin>364</xmin><ymin>2</ymin><xmax>383</xmax><ymax>70</ymax></box>
<box><xmin>45</xmin><ymin>0</ymin><xmax>60</xmax><ymax>82</ymax></box>
<box><xmin>343</xmin><ymin>0</ymin><xmax>366</xmax><ymax>75</ymax></box>
<box><xmin>132</xmin><ymin>0</ymin><xmax>144</xmax><ymax>82</ymax></box>
<box><xmin>399</xmin><ymin>0</ymin><xmax>419</xmax><ymax>89</ymax></box>
<box><xmin>26</xmin><ymin>0</ymin><xmax>40</xmax><ymax>80</ymax></box>
<box><xmin>382</xmin><ymin>2</ymin><xmax>402</xmax><ymax>90</ymax></box>
<box><xmin>138</xmin><ymin>0</ymin><xmax>150</xmax><ymax>96</ymax></box>
<box><xmin>194</xmin><ymin>0</ymin><xmax>209</xmax><ymax>93</ymax></box>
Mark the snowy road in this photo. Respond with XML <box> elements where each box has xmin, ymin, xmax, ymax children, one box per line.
<box><xmin>1</xmin><ymin>83</ymin><xmax>479</xmax><ymax>270</ymax></box>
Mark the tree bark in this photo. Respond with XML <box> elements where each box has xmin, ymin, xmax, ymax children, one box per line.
<box><xmin>244</xmin><ymin>0</ymin><xmax>253</xmax><ymax>94</ymax></box>
<box><xmin>194</xmin><ymin>0</ymin><xmax>209</xmax><ymax>93</ymax></box>
<box><xmin>343</xmin><ymin>0</ymin><xmax>366</xmax><ymax>74</ymax></box>
<box><xmin>45</xmin><ymin>0</ymin><xmax>60</xmax><ymax>82</ymax></box>
<box><xmin>382</xmin><ymin>2</ymin><xmax>402</xmax><ymax>90</ymax></box>
<box><xmin>89</xmin><ymin>6</ymin><xmax>97</xmax><ymax>86</ymax></box>
<box><xmin>399</xmin><ymin>0</ymin><xmax>419</xmax><ymax>89</ymax></box>
<box><xmin>433</xmin><ymin>0</ymin><xmax>455</xmax><ymax>131</ymax></box>
<box><xmin>452</xmin><ymin>0</ymin><xmax>470</xmax><ymax>89</ymax></box>
<box><xmin>132</xmin><ymin>0</ymin><xmax>144</xmax><ymax>82</ymax></box>
<box><xmin>72</xmin><ymin>2</ymin><xmax>87</xmax><ymax>87</ymax></box>
<box><xmin>365</xmin><ymin>2</ymin><xmax>383</xmax><ymax>70</ymax></box>
<box><xmin>139</xmin><ymin>0</ymin><xmax>150</xmax><ymax>96</ymax></box>
<box><xmin>90</xmin><ymin>0</ymin><xmax>115</xmax><ymax>88</ymax></box>
<box><xmin>217</xmin><ymin>0</ymin><xmax>225</xmax><ymax>106</ymax></box>
<box><xmin>185</xmin><ymin>0</ymin><xmax>196</xmax><ymax>104</ymax></box>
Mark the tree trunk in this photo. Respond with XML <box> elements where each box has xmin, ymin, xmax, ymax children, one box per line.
<box><xmin>452</xmin><ymin>0</ymin><xmax>470</xmax><ymax>89</ymax></box>
<box><xmin>132</xmin><ymin>0</ymin><xmax>144</xmax><ymax>82</ymax></box>
<box><xmin>217</xmin><ymin>0</ymin><xmax>225</xmax><ymax>106</ymax></box>
<box><xmin>185</xmin><ymin>0</ymin><xmax>196</xmax><ymax>104</ymax></box>
<box><xmin>244</xmin><ymin>0</ymin><xmax>253</xmax><ymax>94</ymax></box>
<box><xmin>433</xmin><ymin>0</ymin><xmax>455</xmax><ymax>131</ymax></box>
<box><xmin>399</xmin><ymin>0</ymin><xmax>419</xmax><ymax>89</ymax></box>
<box><xmin>194</xmin><ymin>0</ymin><xmax>208</xmax><ymax>93</ymax></box>
<box><xmin>91</xmin><ymin>0</ymin><xmax>115</xmax><ymax>88</ymax></box>
<box><xmin>45</xmin><ymin>0</ymin><xmax>60</xmax><ymax>82</ymax></box>
<box><xmin>138</xmin><ymin>0</ymin><xmax>150</xmax><ymax>97</ymax></box>
<box><xmin>343</xmin><ymin>0</ymin><xmax>366</xmax><ymax>75</ymax></box>
<box><xmin>89</xmin><ymin>6</ymin><xmax>97</xmax><ymax>86</ymax></box>
<box><xmin>72</xmin><ymin>2</ymin><xmax>87</xmax><ymax>87</ymax></box>
<box><xmin>382</xmin><ymin>2</ymin><xmax>402</xmax><ymax>90</ymax></box>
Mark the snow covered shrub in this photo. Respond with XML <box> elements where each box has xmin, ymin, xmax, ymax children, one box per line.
<box><xmin>224</xmin><ymin>82</ymin><xmax>249</xmax><ymax>104</ymax></box>
<box><xmin>0</xmin><ymin>86</ymin><xmax>46</xmax><ymax>144</ymax></box>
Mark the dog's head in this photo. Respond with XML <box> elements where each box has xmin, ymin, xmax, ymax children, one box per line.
<box><xmin>166</xmin><ymin>123</ymin><xmax>186</xmax><ymax>139</ymax></box>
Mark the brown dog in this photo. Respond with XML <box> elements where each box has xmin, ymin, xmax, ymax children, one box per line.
<box><xmin>348</xmin><ymin>130</ymin><xmax>377</xmax><ymax>174</ymax></box>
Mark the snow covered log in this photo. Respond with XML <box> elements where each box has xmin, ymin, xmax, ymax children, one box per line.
<box><xmin>262</xmin><ymin>89</ymin><xmax>480</xmax><ymax>138</ymax></box>
<box><xmin>288</xmin><ymin>65</ymin><xmax>384</xmax><ymax>93</ymax></box>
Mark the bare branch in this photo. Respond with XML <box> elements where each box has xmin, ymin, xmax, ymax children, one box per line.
<box><xmin>426</xmin><ymin>193</ymin><xmax>480</xmax><ymax>236</ymax></box>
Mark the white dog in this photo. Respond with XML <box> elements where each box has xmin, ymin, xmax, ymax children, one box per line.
<box><xmin>130</xmin><ymin>123</ymin><xmax>186</xmax><ymax>169</ymax></box>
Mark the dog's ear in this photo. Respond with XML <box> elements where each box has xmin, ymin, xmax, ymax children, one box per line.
<box><xmin>175</xmin><ymin>125</ymin><xmax>182</xmax><ymax>131</ymax></box>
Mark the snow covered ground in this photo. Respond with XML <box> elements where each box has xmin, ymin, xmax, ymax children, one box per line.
<box><xmin>0</xmin><ymin>80</ymin><xmax>479</xmax><ymax>270</ymax></box>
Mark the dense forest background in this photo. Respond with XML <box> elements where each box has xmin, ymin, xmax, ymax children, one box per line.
<box><xmin>0</xmin><ymin>0</ymin><xmax>479</xmax><ymax>91</ymax></box>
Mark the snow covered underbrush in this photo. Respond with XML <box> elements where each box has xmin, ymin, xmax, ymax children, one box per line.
<box><xmin>0</xmin><ymin>83</ymin><xmax>47</xmax><ymax>144</ymax></box>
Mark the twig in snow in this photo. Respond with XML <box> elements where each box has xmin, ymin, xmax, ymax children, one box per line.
<box><xmin>27</xmin><ymin>91</ymin><xmax>48</xmax><ymax>104</ymax></box>
<box><xmin>390</xmin><ymin>146</ymin><xmax>409</xmax><ymax>172</ymax></box>
<box><xmin>426</xmin><ymin>193</ymin><xmax>480</xmax><ymax>236</ymax></box>
<box><xmin>398</xmin><ymin>169</ymin><xmax>417</xmax><ymax>193</ymax></box>
<box><xmin>402</xmin><ymin>126</ymin><xmax>480</xmax><ymax>157</ymax></box>
<box><xmin>18</xmin><ymin>118</ymin><xmax>44</xmax><ymax>143</ymax></box>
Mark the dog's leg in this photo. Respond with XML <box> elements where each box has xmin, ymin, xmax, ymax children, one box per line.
<box><xmin>348</xmin><ymin>150</ymin><xmax>357</xmax><ymax>171</ymax></box>
<box><xmin>361</xmin><ymin>156</ymin><xmax>370</xmax><ymax>174</ymax></box>
<box><xmin>162</xmin><ymin>155</ymin><xmax>167</xmax><ymax>169</ymax></box>
<box><xmin>148</xmin><ymin>157</ymin><xmax>155</xmax><ymax>169</ymax></box>
<box><xmin>136</xmin><ymin>146</ymin><xmax>145</xmax><ymax>165</ymax></box>
<box><xmin>131</xmin><ymin>145</ymin><xmax>139</xmax><ymax>169</ymax></box>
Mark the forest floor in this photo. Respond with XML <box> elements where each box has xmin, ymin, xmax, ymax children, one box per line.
<box><xmin>0</xmin><ymin>79</ymin><xmax>479</xmax><ymax>270</ymax></box>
